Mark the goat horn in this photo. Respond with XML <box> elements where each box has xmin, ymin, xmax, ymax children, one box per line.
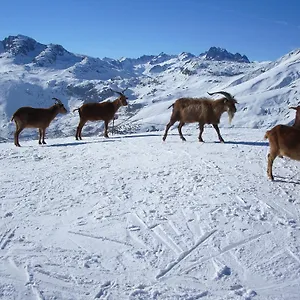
<box><xmin>121</xmin><ymin>87</ymin><xmax>128</xmax><ymax>94</ymax></box>
<box><xmin>109</xmin><ymin>88</ymin><xmax>122</xmax><ymax>96</ymax></box>
<box><xmin>110</xmin><ymin>87</ymin><xmax>128</xmax><ymax>96</ymax></box>
<box><xmin>289</xmin><ymin>106</ymin><xmax>297</xmax><ymax>110</ymax></box>
<box><xmin>52</xmin><ymin>97</ymin><xmax>62</xmax><ymax>105</ymax></box>
<box><xmin>207</xmin><ymin>91</ymin><xmax>238</xmax><ymax>103</ymax></box>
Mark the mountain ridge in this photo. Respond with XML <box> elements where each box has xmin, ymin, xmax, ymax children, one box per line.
<box><xmin>0</xmin><ymin>34</ymin><xmax>299</xmax><ymax>141</ymax></box>
<box><xmin>0</xmin><ymin>35</ymin><xmax>251</xmax><ymax>65</ymax></box>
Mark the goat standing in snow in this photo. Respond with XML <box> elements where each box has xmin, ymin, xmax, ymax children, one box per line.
<box><xmin>162</xmin><ymin>91</ymin><xmax>238</xmax><ymax>142</ymax></box>
<box><xmin>73</xmin><ymin>88</ymin><xmax>128</xmax><ymax>140</ymax></box>
<box><xmin>11</xmin><ymin>97</ymin><xmax>67</xmax><ymax>147</ymax></box>
<box><xmin>264</xmin><ymin>105</ymin><xmax>300</xmax><ymax>180</ymax></box>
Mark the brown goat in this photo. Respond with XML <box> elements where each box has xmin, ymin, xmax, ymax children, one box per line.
<box><xmin>264</xmin><ymin>105</ymin><xmax>300</xmax><ymax>180</ymax></box>
<box><xmin>162</xmin><ymin>91</ymin><xmax>238</xmax><ymax>142</ymax></box>
<box><xmin>11</xmin><ymin>97</ymin><xmax>67</xmax><ymax>147</ymax></box>
<box><xmin>264</xmin><ymin>125</ymin><xmax>300</xmax><ymax>181</ymax></box>
<box><xmin>74</xmin><ymin>88</ymin><xmax>128</xmax><ymax>140</ymax></box>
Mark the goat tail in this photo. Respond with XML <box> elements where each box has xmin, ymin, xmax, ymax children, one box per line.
<box><xmin>167</xmin><ymin>103</ymin><xmax>174</xmax><ymax>109</ymax></box>
<box><xmin>10</xmin><ymin>114</ymin><xmax>15</xmax><ymax>122</ymax></box>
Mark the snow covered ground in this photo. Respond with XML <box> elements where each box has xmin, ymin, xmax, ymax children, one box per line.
<box><xmin>1</xmin><ymin>127</ymin><xmax>300</xmax><ymax>300</ymax></box>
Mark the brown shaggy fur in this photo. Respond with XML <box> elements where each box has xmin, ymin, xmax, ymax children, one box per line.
<box><xmin>11</xmin><ymin>98</ymin><xmax>67</xmax><ymax>147</ymax></box>
<box><xmin>264</xmin><ymin>106</ymin><xmax>300</xmax><ymax>180</ymax></box>
<box><xmin>74</xmin><ymin>90</ymin><xmax>128</xmax><ymax>140</ymax></box>
<box><xmin>163</xmin><ymin>91</ymin><xmax>238</xmax><ymax>142</ymax></box>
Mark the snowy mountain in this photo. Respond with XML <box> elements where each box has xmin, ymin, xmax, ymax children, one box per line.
<box><xmin>201</xmin><ymin>47</ymin><xmax>250</xmax><ymax>63</ymax></box>
<box><xmin>0</xmin><ymin>34</ymin><xmax>299</xmax><ymax>141</ymax></box>
<box><xmin>1</xmin><ymin>36</ymin><xmax>300</xmax><ymax>300</ymax></box>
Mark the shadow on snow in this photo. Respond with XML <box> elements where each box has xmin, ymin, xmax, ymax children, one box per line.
<box><xmin>225</xmin><ymin>141</ymin><xmax>269</xmax><ymax>147</ymax></box>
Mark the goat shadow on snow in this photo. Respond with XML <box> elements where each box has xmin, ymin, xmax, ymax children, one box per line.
<box><xmin>48</xmin><ymin>141</ymin><xmax>88</xmax><ymax>148</ymax></box>
<box><xmin>110</xmin><ymin>133</ymin><xmax>162</xmax><ymax>140</ymax></box>
<box><xmin>165</xmin><ymin>139</ymin><xmax>268</xmax><ymax>147</ymax></box>
<box><xmin>225</xmin><ymin>141</ymin><xmax>269</xmax><ymax>147</ymax></box>
<box><xmin>45</xmin><ymin>134</ymin><xmax>162</xmax><ymax>147</ymax></box>
<box><xmin>272</xmin><ymin>175</ymin><xmax>300</xmax><ymax>185</ymax></box>
<box><xmin>48</xmin><ymin>139</ymin><xmax>120</xmax><ymax>148</ymax></box>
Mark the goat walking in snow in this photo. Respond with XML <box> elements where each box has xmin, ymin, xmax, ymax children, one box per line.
<box><xmin>11</xmin><ymin>97</ymin><xmax>67</xmax><ymax>147</ymax></box>
<box><xmin>264</xmin><ymin>105</ymin><xmax>300</xmax><ymax>180</ymax></box>
<box><xmin>73</xmin><ymin>88</ymin><xmax>128</xmax><ymax>140</ymax></box>
<box><xmin>162</xmin><ymin>91</ymin><xmax>238</xmax><ymax>142</ymax></box>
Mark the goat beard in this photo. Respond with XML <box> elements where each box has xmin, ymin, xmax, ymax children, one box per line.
<box><xmin>228</xmin><ymin>111</ymin><xmax>235</xmax><ymax>124</ymax></box>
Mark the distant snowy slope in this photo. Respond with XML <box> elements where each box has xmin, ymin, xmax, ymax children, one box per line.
<box><xmin>228</xmin><ymin>49</ymin><xmax>300</xmax><ymax>128</ymax></box>
<box><xmin>0</xmin><ymin>34</ymin><xmax>300</xmax><ymax>142</ymax></box>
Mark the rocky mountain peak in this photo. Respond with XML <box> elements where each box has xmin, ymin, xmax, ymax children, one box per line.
<box><xmin>204</xmin><ymin>47</ymin><xmax>250</xmax><ymax>63</ymax></box>
<box><xmin>1</xmin><ymin>35</ymin><xmax>43</xmax><ymax>56</ymax></box>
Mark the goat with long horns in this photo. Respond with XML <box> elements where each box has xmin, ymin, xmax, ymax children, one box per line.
<box><xmin>73</xmin><ymin>88</ymin><xmax>128</xmax><ymax>140</ymax></box>
<box><xmin>163</xmin><ymin>91</ymin><xmax>238</xmax><ymax>142</ymax></box>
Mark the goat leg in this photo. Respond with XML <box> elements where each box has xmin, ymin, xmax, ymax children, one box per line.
<box><xmin>267</xmin><ymin>153</ymin><xmax>275</xmax><ymax>181</ymax></box>
<box><xmin>14</xmin><ymin>128</ymin><xmax>22</xmax><ymax>147</ymax></box>
<box><xmin>104</xmin><ymin>120</ymin><xmax>109</xmax><ymax>138</ymax></box>
<box><xmin>162</xmin><ymin>120</ymin><xmax>175</xmax><ymax>141</ymax></box>
<box><xmin>213</xmin><ymin>124</ymin><xmax>225</xmax><ymax>143</ymax></box>
<box><xmin>42</xmin><ymin>128</ymin><xmax>47</xmax><ymax>144</ymax></box>
<box><xmin>38</xmin><ymin>128</ymin><xmax>43</xmax><ymax>145</ymax></box>
<box><xmin>178</xmin><ymin>122</ymin><xmax>186</xmax><ymax>141</ymax></box>
<box><xmin>198</xmin><ymin>123</ymin><xmax>204</xmax><ymax>142</ymax></box>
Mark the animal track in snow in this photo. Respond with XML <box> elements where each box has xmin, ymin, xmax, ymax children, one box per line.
<box><xmin>0</xmin><ymin>228</ymin><xmax>16</xmax><ymax>249</ymax></box>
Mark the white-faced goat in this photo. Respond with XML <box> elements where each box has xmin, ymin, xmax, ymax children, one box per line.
<box><xmin>11</xmin><ymin>97</ymin><xmax>67</xmax><ymax>147</ymax></box>
<box><xmin>162</xmin><ymin>91</ymin><xmax>238</xmax><ymax>142</ymax></box>
<box><xmin>264</xmin><ymin>105</ymin><xmax>300</xmax><ymax>180</ymax></box>
<box><xmin>73</xmin><ymin>88</ymin><xmax>128</xmax><ymax>140</ymax></box>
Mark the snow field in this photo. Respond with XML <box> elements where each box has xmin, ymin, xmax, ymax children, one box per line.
<box><xmin>1</xmin><ymin>128</ymin><xmax>300</xmax><ymax>299</ymax></box>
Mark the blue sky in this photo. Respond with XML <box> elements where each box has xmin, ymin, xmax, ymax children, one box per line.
<box><xmin>1</xmin><ymin>0</ymin><xmax>299</xmax><ymax>61</ymax></box>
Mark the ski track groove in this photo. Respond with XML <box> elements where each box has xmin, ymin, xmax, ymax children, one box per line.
<box><xmin>68</xmin><ymin>230</ymin><xmax>133</xmax><ymax>247</ymax></box>
<box><xmin>133</xmin><ymin>211</ymin><xmax>183</xmax><ymax>255</ymax></box>
<box><xmin>152</xmin><ymin>226</ymin><xmax>183</xmax><ymax>255</ymax></box>
<box><xmin>180</xmin><ymin>209</ymin><xmax>197</xmax><ymax>239</ymax></box>
<box><xmin>156</xmin><ymin>229</ymin><xmax>217</xmax><ymax>279</ymax></box>
<box><xmin>254</xmin><ymin>195</ymin><xmax>297</xmax><ymax>224</ymax></box>
<box><xmin>167</xmin><ymin>219</ymin><xmax>183</xmax><ymax>237</ymax></box>
<box><xmin>182</xmin><ymin>230</ymin><xmax>271</xmax><ymax>275</ymax></box>
<box><xmin>286</xmin><ymin>247</ymin><xmax>300</xmax><ymax>265</ymax></box>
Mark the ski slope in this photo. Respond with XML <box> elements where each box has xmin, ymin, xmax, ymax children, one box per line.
<box><xmin>1</xmin><ymin>128</ymin><xmax>300</xmax><ymax>299</ymax></box>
